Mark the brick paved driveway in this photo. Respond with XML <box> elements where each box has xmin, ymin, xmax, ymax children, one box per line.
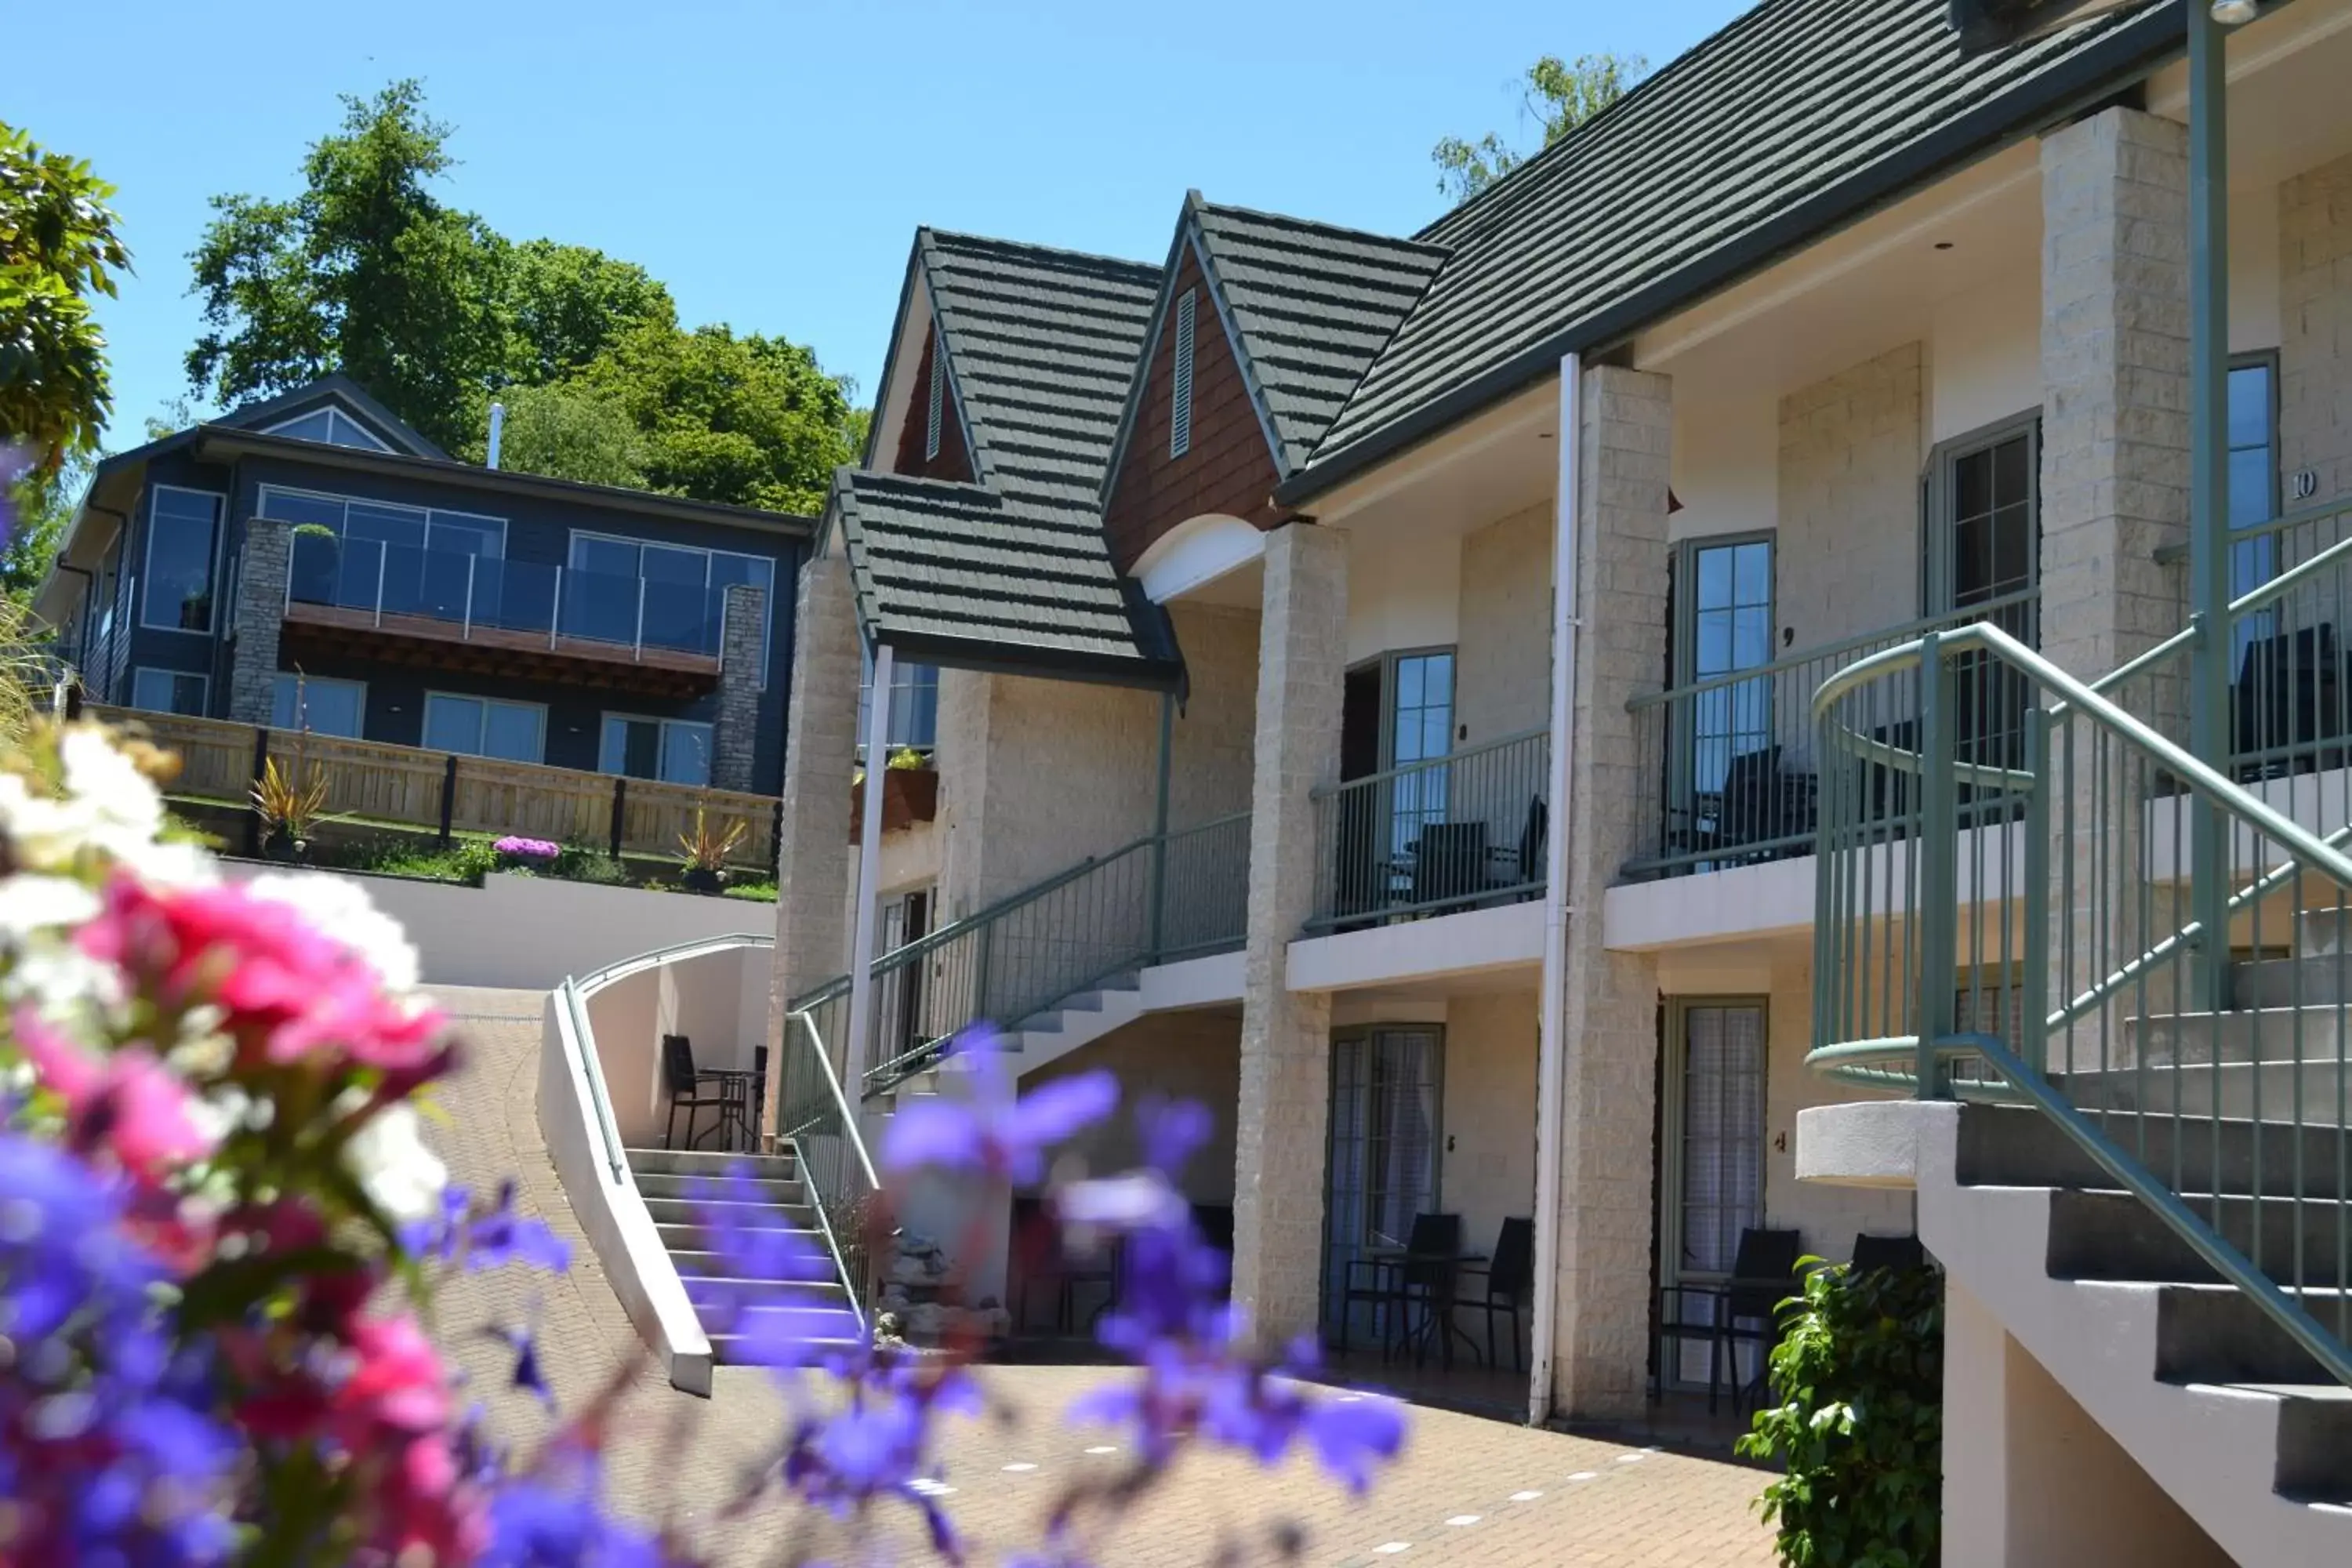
<box><xmin>423</xmin><ymin>986</ymin><xmax>1780</xmax><ymax>1567</ymax></box>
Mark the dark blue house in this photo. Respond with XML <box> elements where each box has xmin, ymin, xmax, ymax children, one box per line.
<box><xmin>34</xmin><ymin>376</ymin><xmax>812</xmax><ymax>795</ymax></box>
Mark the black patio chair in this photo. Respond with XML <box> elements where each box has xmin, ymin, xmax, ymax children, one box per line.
<box><xmin>1339</xmin><ymin>1212</ymin><xmax>1462</xmax><ymax>1365</ymax></box>
<box><xmin>1410</xmin><ymin>823</ymin><xmax>1491</xmax><ymax>912</ymax></box>
<box><xmin>661</xmin><ymin>1034</ymin><xmax>750</xmax><ymax>1151</ymax></box>
<box><xmin>1849</xmin><ymin>1232</ymin><xmax>1926</xmax><ymax>1278</ymax></box>
<box><xmin>1485</xmin><ymin>797</ymin><xmax>1548</xmax><ymax>898</ymax></box>
<box><xmin>1653</xmin><ymin>1226</ymin><xmax>1803</xmax><ymax>1414</ymax></box>
<box><xmin>1450</xmin><ymin>1216</ymin><xmax>1535</xmax><ymax>1372</ymax></box>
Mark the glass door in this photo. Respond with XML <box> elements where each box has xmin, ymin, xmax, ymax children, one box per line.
<box><xmin>1676</xmin><ymin>536</ymin><xmax>1775</xmax><ymax>859</ymax></box>
<box><xmin>1321</xmin><ymin>1026</ymin><xmax>1443</xmax><ymax>1346</ymax></box>
<box><xmin>1660</xmin><ymin>1001</ymin><xmax>1766</xmax><ymax>1388</ymax></box>
<box><xmin>1929</xmin><ymin>422</ymin><xmax>2038</xmax><ymax>771</ymax></box>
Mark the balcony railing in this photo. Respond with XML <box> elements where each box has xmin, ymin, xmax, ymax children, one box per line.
<box><xmin>1622</xmin><ymin>589</ymin><xmax>2040</xmax><ymax>880</ymax></box>
<box><xmin>284</xmin><ymin>532</ymin><xmax>729</xmax><ymax>663</ymax></box>
<box><xmin>1306</xmin><ymin>728</ymin><xmax>1548</xmax><ymax>932</ymax></box>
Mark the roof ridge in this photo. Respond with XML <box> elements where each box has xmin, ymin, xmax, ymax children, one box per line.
<box><xmin>920</xmin><ymin>226</ymin><xmax>1161</xmax><ymax>282</ymax></box>
<box><xmin>1194</xmin><ymin>197</ymin><xmax>1451</xmax><ymax>259</ymax></box>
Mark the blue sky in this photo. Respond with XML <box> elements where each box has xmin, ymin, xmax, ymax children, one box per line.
<box><xmin>17</xmin><ymin>0</ymin><xmax>1748</xmax><ymax>450</ymax></box>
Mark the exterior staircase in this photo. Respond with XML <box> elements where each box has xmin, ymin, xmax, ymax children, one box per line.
<box><xmin>624</xmin><ymin>1145</ymin><xmax>858</xmax><ymax>1364</ymax></box>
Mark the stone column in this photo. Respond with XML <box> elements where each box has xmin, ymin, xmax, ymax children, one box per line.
<box><xmin>2038</xmin><ymin>107</ymin><xmax>2190</xmax><ymax>1027</ymax></box>
<box><xmin>227</xmin><ymin>517</ymin><xmax>291</xmax><ymax>724</ymax></box>
<box><xmin>711</xmin><ymin>582</ymin><xmax>767</xmax><ymax>793</ymax></box>
<box><xmin>1229</xmin><ymin>521</ymin><xmax>1346</xmax><ymax>1352</ymax></box>
<box><xmin>1549</xmin><ymin>364</ymin><xmax>1671</xmax><ymax>1420</ymax></box>
<box><xmin>768</xmin><ymin>554</ymin><xmax>861</xmax><ymax>1091</ymax></box>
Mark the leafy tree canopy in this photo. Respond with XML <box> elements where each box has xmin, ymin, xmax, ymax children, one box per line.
<box><xmin>1432</xmin><ymin>53</ymin><xmax>1647</xmax><ymax>203</ymax></box>
<box><xmin>187</xmin><ymin>81</ymin><xmax>859</xmax><ymax>510</ymax></box>
<box><xmin>1</xmin><ymin>122</ymin><xmax>130</xmax><ymax>473</ymax></box>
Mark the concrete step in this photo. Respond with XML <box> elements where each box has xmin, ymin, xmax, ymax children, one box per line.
<box><xmin>2236</xmin><ymin>952</ymin><xmax>2352</xmax><ymax>1008</ymax></box>
<box><xmin>640</xmin><ymin>1192</ymin><xmax>815</xmax><ymax>1229</ymax></box>
<box><xmin>662</xmin><ymin>1243</ymin><xmax>829</xmax><ymax>1281</ymax></box>
<box><xmin>654</xmin><ymin>1216</ymin><xmax>818</xmax><ymax>1253</ymax></box>
<box><xmin>633</xmin><ymin>1170</ymin><xmax>804</xmax><ymax>1204</ymax></box>
<box><xmin>1956</xmin><ymin>1103</ymin><xmax>2352</xmax><ymax>1201</ymax></box>
<box><xmin>676</xmin><ymin>1272</ymin><xmax>846</xmax><ymax>1308</ymax></box>
<box><xmin>2063</xmin><ymin>1059</ymin><xmax>2352</xmax><ymax>1124</ymax></box>
<box><xmin>625</xmin><ymin>1147</ymin><xmax>797</xmax><ymax>1181</ymax></box>
<box><xmin>2045</xmin><ymin>1188</ymin><xmax>2352</xmax><ymax>1289</ymax></box>
<box><xmin>2147</xmin><ymin>1280</ymin><xmax>2352</xmax><ymax>1386</ymax></box>
<box><xmin>2213</xmin><ymin>1382</ymin><xmax>2352</xmax><ymax>1505</ymax></box>
<box><xmin>706</xmin><ymin>1301</ymin><xmax>866</xmax><ymax>1363</ymax></box>
<box><xmin>2125</xmin><ymin>1007</ymin><xmax>2352</xmax><ymax>1069</ymax></box>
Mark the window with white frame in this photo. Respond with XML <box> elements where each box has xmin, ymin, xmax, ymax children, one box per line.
<box><xmin>1170</xmin><ymin>289</ymin><xmax>1197</xmax><ymax>459</ymax></box>
<box><xmin>598</xmin><ymin>714</ymin><xmax>713</xmax><ymax>786</ymax></box>
<box><xmin>141</xmin><ymin>487</ymin><xmax>223</xmax><ymax>633</ymax></box>
<box><xmin>256</xmin><ymin>486</ymin><xmax>505</xmax><ymax>557</ymax></box>
<box><xmin>270</xmin><ymin>673</ymin><xmax>365</xmax><ymax>738</ymax></box>
<box><xmin>130</xmin><ymin>668</ymin><xmax>209</xmax><ymax>717</ymax></box>
<box><xmin>858</xmin><ymin>652</ymin><xmax>938</xmax><ymax>752</ymax></box>
<box><xmin>261</xmin><ymin>405</ymin><xmax>393</xmax><ymax>452</ymax></box>
<box><xmin>565</xmin><ymin>533</ymin><xmax>776</xmax><ymax>676</ymax></box>
<box><xmin>421</xmin><ymin>693</ymin><xmax>543</xmax><ymax>764</ymax></box>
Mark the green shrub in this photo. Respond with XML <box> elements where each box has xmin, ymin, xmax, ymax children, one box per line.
<box><xmin>553</xmin><ymin>842</ymin><xmax>631</xmax><ymax>886</ymax></box>
<box><xmin>1738</xmin><ymin>1258</ymin><xmax>1942</xmax><ymax>1567</ymax></box>
<box><xmin>723</xmin><ymin>880</ymin><xmax>778</xmax><ymax>902</ymax></box>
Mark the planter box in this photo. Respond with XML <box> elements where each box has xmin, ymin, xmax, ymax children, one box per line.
<box><xmin>848</xmin><ymin>768</ymin><xmax>939</xmax><ymax>840</ymax></box>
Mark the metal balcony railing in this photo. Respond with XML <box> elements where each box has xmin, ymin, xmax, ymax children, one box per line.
<box><xmin>1306</xmin><ymin>728</ymin><xmax>1548</xmax><ymax>932</ymax></box>
<box><xmin>1622</xmin><ymin>589</ymin><xmax>2040</xmax><ymax>880</ymax></box>
<box><xmin>284</xmin><ymin>531</ymin><xmax>730</xmax><ymax>662</ymax></box>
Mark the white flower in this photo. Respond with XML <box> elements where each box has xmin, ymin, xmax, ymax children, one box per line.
<box><xmin>0</xmin><ymin>875</ymin><xmax>100</xmax><ymax>938</ymax></box>
<box><xmin>245</xmin><ymin>872</ymin><xmax>422</xmax><ymax>995</ymax></box>
<box><xmin>60</xmin><ymin>727</ymin><xmax>165</xmax><ymax>858</ymax></box>
<box><xmin>340</xmin><ymin>1102</ymin><xmax>447</xmax><ymax>1222</ymax></box>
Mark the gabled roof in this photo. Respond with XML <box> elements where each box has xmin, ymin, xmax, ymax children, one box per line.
<box><xmin>211</xmin><ymin>372</ymin><xmax>448</xmax><ymax>459</ymax></box>
<box><xmin>919</xmin><ymin>230</ymin><xmax>1161</xmax><ymax>510</ymax></box>
<box><xmin>1282</xmin><ymin>0</ymin><xmax>2181</xmax><ymax>501</ymax></box>
<box><xmin>825</xmin><ymin>231</ymin><xmax>1183</xmax><ymax>688</ymax></box>
<box><xmin>830</xmin><ymin>468</ymin><xmax>1181</xmax><ymax>686</ymax></box>
<box><xmin>1187</xmin><ymin>196</ymin><xmax>1448</xmax><ymax>474</ymax></box>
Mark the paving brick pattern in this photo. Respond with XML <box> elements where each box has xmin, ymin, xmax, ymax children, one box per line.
<box><xmin>419</xmin><ymin>986</ymin><xmax>1777</xmax><ymax>1566</ymax></box>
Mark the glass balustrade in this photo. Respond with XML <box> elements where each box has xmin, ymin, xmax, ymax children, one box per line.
<box><xmin>283</xmin><ymin>532</ymin><xmax>724</xmax><ymax>657</ymax></box>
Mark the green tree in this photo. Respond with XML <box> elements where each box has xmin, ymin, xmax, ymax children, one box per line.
<box><xmin>488</xmin><ymin>380</ymin><xmax>647</xmax><ymax>490</ymax></box>
<box><xmin>0</xmin><ymin>122</ymin><xmax>130</xmax><ymax>471</ymax></box>
<box><xmin>188</xmin><ymin>80</ymin><xmax>509</xmax><ymax>454</ymax></box>
<box><xmin>2</xmin><ymin>456</ymin><xmax>82</xmax><ymax>601</ymax></box>
<box><xmin>1432</xmin><ymin>53</ymin><xmax>1648</xmax><ymax>202</ymax></box>
<box><xmin>503</xmin><ymin>238</ymin><xmax>675</xmax><ymax>387</ymax></box>
<box><xmin>578</xmin><ymin>323</ymin><xmax>858</xmax><ymax>514</ymax></box>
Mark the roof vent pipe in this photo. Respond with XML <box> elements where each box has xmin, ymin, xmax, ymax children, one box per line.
<box><xmin>486</xmin><ymin>402</ymin><xmax>506</xmax><ymax>470</ymax></box>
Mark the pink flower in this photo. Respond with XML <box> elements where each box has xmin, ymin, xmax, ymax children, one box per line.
<box><xmin>328</xmin><ymin>1314</ymin><xmax>487</xmax><ymax>1561</ymax></box>
<box><xmin>16</xmin><ymin>1008</ymin><xmax>217</xmax><ymax>1181</ymax></box>
<box><xmin>79</xmin><ymin>874</ymin><xmax>448</xmax><ymax>1072</ymax></box>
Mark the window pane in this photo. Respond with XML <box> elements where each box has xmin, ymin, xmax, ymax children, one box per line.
<box><xmin>1733</xmin><ymin>541</ymin><xmax>1770</xmax><ymax>607</ymax></box>
<box><xmin>2228</xmin><ymin>447</ymin><xmax>2273</xmax><ymax>528</ymax></box>
<box><xmin>258</xmin><ymin>491</ymin><xmax>347</xmax><ymax>532</ymax></box>
<box><xmin>571</xmin><ymin>535</ymin><xmax>638</xmax><ymax>578</ymax></box>
<box><xmin>481</xmin><ymin>702</ymin><xmax>543</xmax><ymax>764</ymax></box>
<box><xmin>344</xmin><ymin>502</ymin><xmax>426</xmax><ymax>551</ymax></box>
<box><xmin>272</xmin><ymin>674</ymin><xmax>364</xmax><ymax>737</ymax></box>
<box><xmin>2228</xmin><ymin>363</ymin><xmax>2273</xmax><ymax>452</ymax></box>
<box><xmin>265</xmin><ymin>409</ymin><xmax>338</xmax><ymax>443</ymax></box>
<box><xmin>1953</xmin><ymin>448</ymin><xmax>1992</xmax><ymax>523</ymax></box>
<box><xmin>423</xmin><ymin>696</ymin><xmax>481</xmax><ymax>754</ymax></box>
<box><xmin>1696</xmin><ymin>545</ymin><xmax>1732</xmax><ymax>608</ymax></box>
<box><xmin>660</xmin><ymin>723</ymin><xmax>713</xmax><ymax>786</ymax></box>
<box><xmin>132</xmin><ymin>669</ymin><xmax>205</xmax><ymax>716</ymax></box>
<box><xmin>890</xmin><ymin>664</ymin><xmax>939</xmax><ymax>748</ymax></box>
<box><xmin>640</xmin><ymin>544</ymin><xmax>706</xmax><ymax>585</ymax></box>
<box><xmin>143</xmin><ymin>492</ymin><xmax>220</xmax><ymax>632</ymax></box>
<box><xmin>428</xmin><ymin>517</ymin><xmax>502</xmax><ymax>557</ymax></box>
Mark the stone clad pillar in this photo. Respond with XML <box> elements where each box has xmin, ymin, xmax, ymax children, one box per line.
<box><xmin>2038</xmin><ymin>107</ymin><xmax>2190</xmax><ymax>1022</ymax></box>
<box><xmin>1549</xmin><ymin>364</ymin><xmax>1671</xmax><ymax>1420</ymax></box>
<box><xmin>768</xmin><ymin>554</ymin><xmax>861</xmax><ymax>1087</ymax></box>
<box><xmin>227</xmin><ymin>517</ymin><xmax>291</xmax><ymax>724</ymax></box>
<box><xmin>1229</xmin><ymin>521</ymin><xmax>1346</xmax><ymax>1352</ymax></box>
<box><xmin>711</xmin><ymin>582</ymin><xmax>767</xmax><ymax>793</ymax></box>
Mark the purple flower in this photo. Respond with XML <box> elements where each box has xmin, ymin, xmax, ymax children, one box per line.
<box><xmin>492</xmin><ymin>837</ymin><xmax>562</xmax><ymax>862</ymax></box>
<box><xmin>683</xmin><ymin>1166</ymin><xmax>861</xmax><ymax>1368</ymax></box>
<box><xmin>483</xmin><ymin>1457</ymin><xmax>663</xmax><ymax>1567</ymax></box>
<box><xmin>405</xmin><ymin>1181</ymin><xmax>573</xmax><ymax>1274</ymax></box>
<box><xmin>879</xmin><ymin>1040</ymin><xmax>1117</xmax><ymax>1185</ymax></box>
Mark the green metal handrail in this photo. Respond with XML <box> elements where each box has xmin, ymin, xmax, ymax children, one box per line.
<box><xmin>1307</xmin><ymin>728</ymin><xmax>1548</xmax><ymax>928</ymax></box>
<box><xmin>1809</xmin><ymin>616</ymin><xmax>2352</xmax><ymax>1393</ymax></box>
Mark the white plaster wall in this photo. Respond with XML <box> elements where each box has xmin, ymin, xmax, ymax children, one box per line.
<box><xmin>1016</xmin><ymin>1008</ymin><xmax>1245</xmax><ymax>1205</ymax></box>
<box><xmin>1777</xmin><ymin>343</ymin><xmax>1928</xmax><ymax>659</ymax></box>
<box><xmin>1669</xmin><ymin>389</ymin><xmax>1778</xmax><ymax>546</ymax></box>
<box><xmin>1345</xmin><ymin>525</ymin><xmax>1461</xmax><ymax>666</ymax></box>
<box><xmin>1439</xmin><ymin>988</ymin><xmax>1539</xmax><ymax>1263</ymax></box>
<box><xmin>220</xmin><ymin>864</ymin><xmax>765</xmax><ymax>991</ymax></box>
<box><xmin>1455</xmin><ymin>503</ymin><xmax>1554</xmax><ymax>744</ymax></box>
<box><xmin>580</xmin><ymin>946</ymin><xmax>764</xmax><ymax>1149</ymax></box>
<box><xmin>1929</xmin><ymin>263</ymin><xmax>2041</xmax><ymax>444</ymax></box>
<box><xmin>1166</xmin><ymin>601</ymin><xmax>1261</xmax><ymax>829</ymax></box>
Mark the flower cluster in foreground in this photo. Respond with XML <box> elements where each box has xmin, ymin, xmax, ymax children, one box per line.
<box><xmin>0</xmin><ymin>717</ymin><xmax>1408</xmax><ymax>1564</ymax></box>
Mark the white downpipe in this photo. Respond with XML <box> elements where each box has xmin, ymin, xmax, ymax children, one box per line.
<box><xmin>486</xmin><ymin>401</ymin><xmax>506</xmax><ymax>470</ymax></box>
<box><xmin>844</xmin><ymin>642</ymin><xmax>895</xmax><ymax>1098</ymax></box>
<box><xmin>1528</xmin><ymin>353</ymin><xmax>1582</xmax><ymax>1427</ymax></box>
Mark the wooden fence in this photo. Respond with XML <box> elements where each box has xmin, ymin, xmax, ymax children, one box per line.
<box><xmin>93</xmin><ymin>706</ymin><xmax>778</xmax><ymax>869</ymax></box>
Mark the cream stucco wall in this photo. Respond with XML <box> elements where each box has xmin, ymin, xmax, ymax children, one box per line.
<box><xmin>1346</xmin><ymin>525</ymin><xmax>1461</xmax><ymax>666</ymax></box>
<box><xmin>1439</xmin><ymin>988</ymin><xmax>1541</xmax><ymax>1264</ymax></box>
<box><xmin>1455</xmin><ymin>503</ymin><xmax>1553</xmax><ymax>744</ymax></box>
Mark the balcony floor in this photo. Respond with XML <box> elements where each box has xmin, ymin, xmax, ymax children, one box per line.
<box><xmin>281</xmin><ymin>601</ymin><xmax>720</xmax><ymax>697</ymax></box>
